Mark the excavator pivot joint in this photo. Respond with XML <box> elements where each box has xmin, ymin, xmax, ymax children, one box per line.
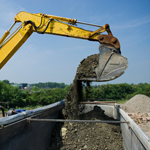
<box><xmin>98</xmin><ymin>34</ymin><xmax>121</xmax><ymax>53</ymax></box>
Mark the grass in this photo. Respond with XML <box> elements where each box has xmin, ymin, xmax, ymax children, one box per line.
<box><xmin>115</xmin><ymin>99</ymin><xmax>128</xmax><ymax>104</ymax></box>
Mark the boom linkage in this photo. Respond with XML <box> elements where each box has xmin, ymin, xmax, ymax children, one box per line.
<box><xmin>0</xmin><ymin>11</ymin><xmax>121</xmax><ymax>70</ymax></box>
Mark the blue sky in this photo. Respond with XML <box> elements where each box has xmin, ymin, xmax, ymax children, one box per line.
<box><xmin>0</xmin><ymin>0</ymin><xmax>150</xmax><ymax>85</ymax></box>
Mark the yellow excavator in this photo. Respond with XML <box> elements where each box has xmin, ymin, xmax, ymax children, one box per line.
<box><xmin>0</xmin><ymin>11</ymin><xmax>128</xmax><ymax>82</ymax></box>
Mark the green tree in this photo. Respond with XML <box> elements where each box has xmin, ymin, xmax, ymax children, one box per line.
<box><xmin>145</xmin><ymin>84</ymin><xmax>150</xmax><ymax>96</ymax></box>
<box><xmin>31</xmin><ymin>86</ymin><xmax>40</xmax><ymax>92</ymax></box>
<box><xmin>2</xmin><ymin>80</ymin><xmax>10</xmax><ymax>85</ymax></box>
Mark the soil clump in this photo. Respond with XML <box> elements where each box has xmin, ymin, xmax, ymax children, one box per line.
<box><xmin>76</xmin><ymin>54</ymin><xmax>100</xmax><ymax>79</ymax></box>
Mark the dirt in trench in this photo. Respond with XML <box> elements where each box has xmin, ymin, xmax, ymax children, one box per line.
<box><xmin>49</xmin><ymin>53</ymin><xmax>123</xmax><ymax>150</ymax></box>
<box><xmin>49</xmin><ymin>109</ymin><xmax>123</xmax><ymax>150</ymax></box>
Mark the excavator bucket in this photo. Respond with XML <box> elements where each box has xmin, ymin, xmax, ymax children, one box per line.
<box><xmin>77</xmin><ymin>45</ymin><xmax>128</xmax><ymax>82</ymax></box>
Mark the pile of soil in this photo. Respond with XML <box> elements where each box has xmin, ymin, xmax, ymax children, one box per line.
<box><xmin>49</xmin><ymin>54</ymin><xmax>123</xmax><ymax>149</ymax></box>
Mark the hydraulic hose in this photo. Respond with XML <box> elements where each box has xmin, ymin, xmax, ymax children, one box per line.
<box><xmin>25</xmin><ymin>19</ymin><xmax>51</xmax><ymax>34</ymax></box>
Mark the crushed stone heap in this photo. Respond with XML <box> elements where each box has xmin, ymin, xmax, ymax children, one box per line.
<box><xmin>121</xmin><ymin>94</ymin><xmax>150</xmax><ymax>113</ymax></box>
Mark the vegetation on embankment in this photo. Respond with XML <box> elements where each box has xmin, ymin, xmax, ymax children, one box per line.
<box><xmin>0</xmin><ymin>80</ymin><xmax>150</xmax><ymax>108</ymax></box>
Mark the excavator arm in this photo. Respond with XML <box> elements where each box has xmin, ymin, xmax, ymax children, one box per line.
<box><xmin>0</xmin><ymin>11</ymin><xmax>127</xmax><ymax>82</ymax></box>
<box><xmin>14</xmin><ymin>11</ymin><xmax>120</xmax><ymax>50</ymax></box>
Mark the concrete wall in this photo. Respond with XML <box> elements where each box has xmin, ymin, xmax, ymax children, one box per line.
<box><xmin>117</xmin><ymin>106</ymin><xmax>150</xmax><ymax>150</ymax></box>
<box><xmin>79</xmin><ymin>102</ymin><xmax>118</xmax><ymax>119</ymax></box>
<box><xmin>0</xmin><ymin>100</ymin><xmax>65</xmax><ymax>150</ymax></box>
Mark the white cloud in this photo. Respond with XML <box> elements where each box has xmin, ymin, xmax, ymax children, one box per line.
<box><xmin>112</xmin><ymin>16</ymin><xmax>150</xmax><ymax>29</ymax></box>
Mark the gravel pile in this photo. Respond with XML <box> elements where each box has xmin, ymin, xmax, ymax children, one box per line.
<box><xmin>121</xmin><ymin>94</ymin><xmax>150</xmax><ymax>113</ymax></box>
<box><xmin>121</xmin><ymin>94</ymin><xmax>150</xmax><ymax>137</ymax></box>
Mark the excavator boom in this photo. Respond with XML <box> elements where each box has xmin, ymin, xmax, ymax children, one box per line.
<box><xmin>0</xmin><ymin>11</ymin><xmax>128</xmax><ymax>82</ymax></box>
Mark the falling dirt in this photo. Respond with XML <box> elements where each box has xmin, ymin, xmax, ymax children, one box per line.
<box><xmin>49</xmin><ymin>54</ymin><xmax>123</xmax><ymax>149</ymax></box>
<box><xmin>63</xmin><ymin>54</ymin><xmax>100</xmax><ymax>119</ymax></box>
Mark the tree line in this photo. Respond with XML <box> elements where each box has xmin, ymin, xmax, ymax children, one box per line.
<box><xmin>30</xmin><ymin>82</ymin><xmax>67</xmax><ymax>89</ymax></box>
<box><xmin>0</xmin><ymin>80</ymin><xmax>150</xmax><ymax>108</ymax></box>
<box><xmin>3</xmin><ymin>80</ymin><xmax>67</xmax><ymax>89</ymax></box>
<box><xmin>83</xmin><ymin>83</ymin><xmax>150</xmax><ymax>101</ymax></box>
